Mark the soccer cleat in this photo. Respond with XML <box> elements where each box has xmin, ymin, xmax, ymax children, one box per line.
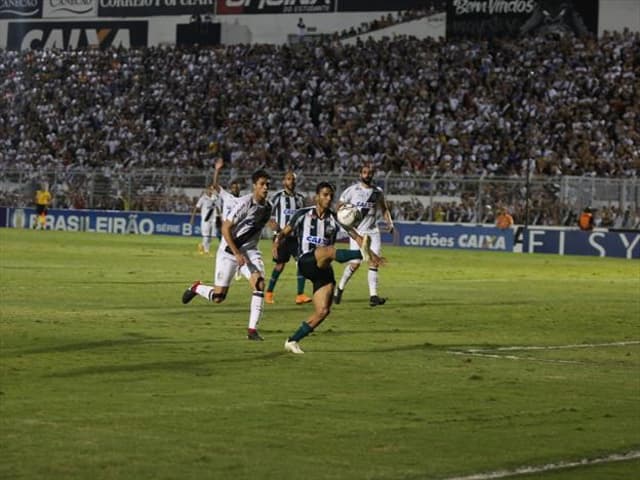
<box><xmin>197</xmin><ymin>243</ymin><xmax>205</xmax><ymax>255</ymax></box>
<box><xmin>284</xmin><ymin>339</ymin><xmax>304</xmax><ymax>354</ymax></box>
<box><xmin>265</xmin><ymin>291</ymin><xmax>275</xmax><ymax>304</ymax></box>
<box><xmin>182</xmin><ymin>281</ymin><xmax>201</xmax><ymax>304</ymax></box>
<box><xmin>359</xmin><ymin>234</ymin><xmax>372</xmax><ymax>262</ymax></box>
<box><xmin>369</xmin><ymin>295</ymin><xmax>387</xmax><ymax>307</ymax></box>
<box><xmin>333</xmin><ymin>287</ymin><xmax>343</xmax><ymax>305</ymax></box>
<box><xmin>295</xmin><ymin>293</ymin><xmax>313</xmax><ymax>305</ymax></box>
<box><xmin>247</xmin><ymin>329</ymin><xmax>264</xmax><ymax>341</ymax></box>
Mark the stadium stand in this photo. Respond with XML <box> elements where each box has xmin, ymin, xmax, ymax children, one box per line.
<box><xmin>0</xmin><ymin>30</ymin><xmax>638</xmax><ymax>227</ymax></box>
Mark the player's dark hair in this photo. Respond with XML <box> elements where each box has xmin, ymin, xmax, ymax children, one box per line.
<box><xmin>252</xmin><ymin>169</ymin><xmax>270</xmax><ymax>184</ymax></box>
<box><xmin>316</xmin><ymin>181</ymin><xmax>335</xmax><ymax>194</ymax></box>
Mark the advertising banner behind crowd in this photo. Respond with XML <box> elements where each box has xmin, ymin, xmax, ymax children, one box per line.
<box><xmin>337</xmin><ymin>0</ymin><xmax>428</xmax><ymax>12</ymax></box>
<box><xmin>446</xmin><ymin>0</ymin><xmax>598</xmax><ymax>38</ymax></box>
<box><xmin>0</xmin><ymin>0</ymin><xmax>42</xmax><ymax>19</ymax></box>
<box><xmin>523</xmin><ymin>228</ymin><xmax>639</xmax><ymax>259</ymax></box>
<box><xmin>7</xmin><ymin>21</ymin><xmax>148</xmax><ymax>49</ymax></box>
<box><xmin>98</xmin><ymin>0</ymin><xmax>214</xmax><ymax>17</ymax></box>
<box><xmin>215</xmin><ymin>0</ymin><xmax>335</xmax><ymax>15</ymax></box>
<box><xmin>43</xmin><ymin>0</ymin><xmax>97</xmax><ymax>18</ymax></box>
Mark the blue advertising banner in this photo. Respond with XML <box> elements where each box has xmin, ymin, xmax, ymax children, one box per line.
<box><xmin>3</xmin><ymin>209</ymin><xmax>635</xmax><ymax>259</ymax></box>
<box><xmin>523</xmin><ymin>228</ymin><xmax>640</xmax><ymax>259</ymax></box>
<box><xmin>3</xmin><ymin>207</ymin><xmax>200</xmax><ymax>237</ymax></box>
<box><xmin>0</xmin><ymin>0</ymin><xmax>42</xmax><ymax>19</ymax></box>
<box><xmin>388</xmin><ymin>222</ymin><xmax>514</xmax><ymax>252</ymax></box>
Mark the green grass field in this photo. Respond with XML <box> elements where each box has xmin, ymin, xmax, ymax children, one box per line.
<box><xmin>1</xmin><ymin>228</ymin><xmax>639</xmax><ymax>480</ymax></box>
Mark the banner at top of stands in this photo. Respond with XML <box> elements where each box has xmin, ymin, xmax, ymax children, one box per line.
<box><xmin>99</xmin><ymin>0</ymin><xmax>216</xmax><ymax>18</ymax></box>
<box><xmin>0</xmin><ymin>0</ymin><xmax>42</xmax><ymax>19</ymax></box>
<box><xmin>216</xmin><ymin>0</ymin><xmax>334</xmax><ymax>14</ymax></box>
<box><xmin>7</xmin><ymin>21</ymin><xmax>148</xmax><ymax>49</ymax></box>
<box><xmin>214</xmin><ymin>0</ymin><xmax>429</xmax><ymax>15</ymax></box>
<box><xmin>446</xmin><ymin>0</ymin><xmax>598</xmax><ymax>38</ymax></box>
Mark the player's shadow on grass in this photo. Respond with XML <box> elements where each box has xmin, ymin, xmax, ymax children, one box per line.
<box><xmin>16</xmin><ymin>334</ymin><xmax>166</xmax><ymax>355</ymax></box>
<box><xmin>327</xmin><ymin>342</ymin><xmax>435</xmax><ymax>354</ymax></box>
<box><xmin>64</xmin><ymin>280</ymin><xmax>183</xmax><ymax>285</ymax></box>
<box><xmin>44</xmin><ymin>351</ymin><xmax>286</xmax><ymax>378</ymax></box>
<box><xmin>166</xmin><ymin>306</ymin><xmax>255</xmax><ymax>315</ymax></box>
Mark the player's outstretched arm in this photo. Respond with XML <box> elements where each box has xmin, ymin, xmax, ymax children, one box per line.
<box><xmin>212</xmin><ymin>157</ymin><xmax>224</xmax><ymax>193</ymax></box>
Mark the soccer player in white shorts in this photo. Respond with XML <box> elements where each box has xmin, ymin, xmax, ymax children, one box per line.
<box><xmin>190</xmin><ymin>185</ymin><xmax>218</xmax><ymax>255</ymax></box>
<box><xmin>334</xmin><ymin>163</ymin><xmax>395</xmax><ymax>307</ymax></box>
<box><xmin>182</xmin><ymin>169</ymin><xmax>272</xmax><ymax>341</ymax></box>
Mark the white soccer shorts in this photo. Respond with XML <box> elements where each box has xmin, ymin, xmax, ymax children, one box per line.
<box><xmin>214</xmin><ymin>247</ymin><xmax>264</xmax><ymax>287</ymax></box>
<box><xmin>348</xmin><ymin>230</ymin><xmax>381</xmax><ymax>259</ymax></box>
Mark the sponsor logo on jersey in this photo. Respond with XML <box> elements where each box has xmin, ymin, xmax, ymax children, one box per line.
<box><xmin>305</xmin><ymin>235</ymin><xmax>330</xmax><ymax>246</ymax></box>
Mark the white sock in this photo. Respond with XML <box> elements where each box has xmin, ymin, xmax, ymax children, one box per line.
<box><xmin>202</xmin><ymin>236</ymin><xmax>211</xmax><ymax>253</ymax></box>
<box><xmin>248</xmin><ymin>291</ymin><xmax>264</xmax><ymax>330</ymax></box>
<box><xmin>195</xmin><ymin>284</ymin><xmax>214</xmax><ymax>300</ymax></box>
<box><xmin>368</xmin><ymin>268</ymin><xmax>378</xmax><ymax>296</ymax></box>
<box><xmin>338</xmin><ymin>263</ymin><xmax>357</xmax><ymax>290</ymax></box>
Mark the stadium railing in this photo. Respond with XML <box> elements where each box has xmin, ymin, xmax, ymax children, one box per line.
<box><xmin>0</xmin><ymin>168</ymin><xmax>637</xmax><ymax>228</ymax></box>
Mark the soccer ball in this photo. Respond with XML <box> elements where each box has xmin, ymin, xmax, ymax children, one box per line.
<box><xmin>336</xmin><ymin>203</ymin><xmax>361</xmax><ymax>228</ymax></box>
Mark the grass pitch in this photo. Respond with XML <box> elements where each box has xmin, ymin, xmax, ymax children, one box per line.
<box><xmin>1</xmin><ymin>228</ymin><xmax>639</xmax><ymax>480</ymax></box>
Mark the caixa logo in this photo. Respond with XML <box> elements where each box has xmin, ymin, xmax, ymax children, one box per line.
<box><xmin>7</xmin><ymin>22</ymin><xmax>148</xmax><ymax>50</ymax></box>
<box><xmin>305</xmin><ymin>235</ymin><xmax>329</xmax><ymax>246</ymax></box>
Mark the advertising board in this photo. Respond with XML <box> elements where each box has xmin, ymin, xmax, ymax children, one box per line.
<box><xmin>6</xmin><ymin>20</ymin><xmax>148</xmax><ymax>49</ymax></box>
<box><xmin>215</xmin><ymin>0</ymin><xmax>334</xmax><ymax>14</ymax></box>
<box><xmin>2</xmin><ymin>209</ymin><xmax>636</xmax><ymax>259</ymax></box>
<box><xmin>523</xmin><ymin>228</ymin><xmax>639</xmax><ymax>259</ymax></box>
<box><xmin>0</xmin><ymin>0</ymin><xmax>42</xmax><ymax>19</ymax></box>
<box><xmin>446</xmin><ymin>0</ymin><xmax>598</xmax><ymax>38</ymax></box>
<box><xmin>98</xmin><ymin>0</ymin><xmax>215</xmax><ymax>17</ymax></box>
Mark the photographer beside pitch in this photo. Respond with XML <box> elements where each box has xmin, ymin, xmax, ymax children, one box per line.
<box><xmin>274</xmin><ymin>181</ymin><xmax>384</xmax><ymax>355</ymax></box>
<box><xmin>334</xmin><ymin>163</ymin><xmax>394</xmax><ymax>307</ymax></box>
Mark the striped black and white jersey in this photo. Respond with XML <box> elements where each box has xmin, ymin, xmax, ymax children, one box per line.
<box><xmin>287</xmin><ymin>206</ymin><xmax>341</xmax><ymax>258</ymax></box>
<box><xmin>339</xmin><ymin>182</ymin><xmax>385</xmax><ymax>232</ymax></box>
<box><xmin>270</xmin><ymin>189</ymin><xmax>306</xmax><ymax>230</ymax></box>
<box><xmin>221</xmin><ymin>194</ymin><xmax>272</xmax><ymax>254</ymax></box>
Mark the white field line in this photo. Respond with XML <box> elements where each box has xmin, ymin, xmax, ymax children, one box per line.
<box><xmin>443</xmin><ymin>450</ymin><xmax>640</xmax><ymax>480</ymax></box>
<box><xmin>448</xmin><ymin>341</ymin><xmax>640</xmax><ymax>364</ymax></box>
<box><xmin>475</xmin><ymin>341</ymin><xmax>640</xmax><ymax>352</ymax></box>
<box><xmin>448</xmin><ymin>351</ymin><xmax>584</xmax><ymax>364</ymax></box>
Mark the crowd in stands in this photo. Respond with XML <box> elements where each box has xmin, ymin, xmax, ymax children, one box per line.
<box><xmin>337</xmin><ymin>0</ymin><xmax>446</xmax><ymax>39</ymax></box>
<box><xmin>388</xmin><ymin>199</ymin><xmax>639</xmax><ymax>229</ymax></box>
<box><xmin>0</xmin><ymin>28</ymin><xmax>638</xmax><ymax>226</ymax></box>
